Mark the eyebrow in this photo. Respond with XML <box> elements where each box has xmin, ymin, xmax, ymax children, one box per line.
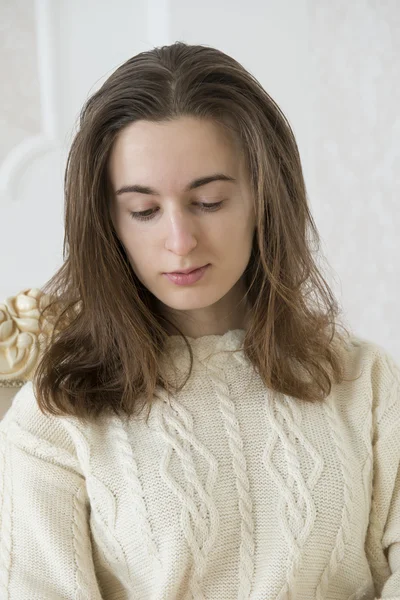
<box><xmin>115</xmin><ymin>173</ymin><xmax>236</xmax><ymax>196</ymax></box>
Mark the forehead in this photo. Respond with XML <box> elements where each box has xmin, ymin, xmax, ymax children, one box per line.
<box><xmin>108</xmin><ymin>116</ymin><xmax>243</xmax><ymax>187</ymax></box>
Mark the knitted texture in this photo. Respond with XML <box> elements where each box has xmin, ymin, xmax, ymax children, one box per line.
<box><xmin>0</xmin><ymin>330</ymin><xmax>399</xmax><ymax>599</ymax></box>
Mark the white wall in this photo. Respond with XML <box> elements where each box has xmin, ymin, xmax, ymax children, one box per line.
<box><xmin>1</xmin><ymin>0</ymin><xmax>399</xmax><ymax>358</ymax></box>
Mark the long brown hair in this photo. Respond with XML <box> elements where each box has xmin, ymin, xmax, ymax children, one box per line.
<box><xmin>35</xmin><ymin>42</ymin><xmax>356</xmax><ymax>423</ymax></box>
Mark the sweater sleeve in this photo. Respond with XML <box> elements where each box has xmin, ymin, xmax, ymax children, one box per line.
<box><xmin>0</xmin><ymin>384</ymin><xmax>104</xmax><ymax>599</ymax></box>
<box><xmin>365</xmin><ymin>346</ymin><xmax>400</xmax><ymax>600</ymax></box>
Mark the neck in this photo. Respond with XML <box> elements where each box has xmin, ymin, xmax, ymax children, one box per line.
<box><xmin>159</xmin><ymin>281</ymin><xmax>250</xmax><ymax>339</ymax></box>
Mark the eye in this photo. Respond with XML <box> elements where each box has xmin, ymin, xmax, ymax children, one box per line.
<box><xmin>129</xmin><ymin>201</ymin><xmax>224</xmax><ymax>222</ymax></box>
<box><xmin>129</xmin><ymin>208</ymin><xmax>158</xmax><ymax>222</ymax></box>
<box><xmin>197</xmin><ymin>201</ymin><xmax>223</xmax><ymax>213</ymax></box>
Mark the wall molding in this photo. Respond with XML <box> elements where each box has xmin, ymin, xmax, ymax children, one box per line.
<box><xmin>0</xmin><ymin>0</ymin><xmax>59</xmax><ymax>201</ymax></box>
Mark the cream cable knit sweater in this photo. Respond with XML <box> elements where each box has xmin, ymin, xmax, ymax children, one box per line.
<box><xmin>0</xmin><ymin>330</ymin><xmax>399</xmax><ymax>599</ymax></box>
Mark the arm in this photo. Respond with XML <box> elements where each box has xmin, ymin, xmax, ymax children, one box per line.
<box><xmin>381</xmin><ymin>470</ymin><xmax>400</xmax><ymax>599</ymax></box>
<box><xmin>0</xmin><ymin>388</ymin><xmax>104</xmax><ymax>599</ymax></box>
<box><xmin>366</xmin><ymin>348</ymin><xmax>400</xmax><ymax>599</ymax></box>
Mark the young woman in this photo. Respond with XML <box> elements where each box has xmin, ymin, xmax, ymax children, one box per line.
<box><xmin>0</xmin><ymin>42</ymin><xmax>399</xmax><ymax>600</ymax></box>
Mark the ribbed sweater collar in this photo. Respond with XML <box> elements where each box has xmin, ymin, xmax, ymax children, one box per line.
<box><xmin>166</xmin><ymin>327</ymin><xmax>244</xmax><ymax>353</ymax></box>
<box><xmin>163</xmin><ymin>328</ymin><xmax>248</xmax><ymax>372</ymax></box>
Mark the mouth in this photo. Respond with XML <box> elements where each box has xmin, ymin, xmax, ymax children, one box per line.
<box><xmin>163</xmin><ymin>264</ymin><xmax>210</xmax><ymax>285</ymax></box>
<box><xmin>166</xmin><ymin>264</ymin><xmax>209</xmax><ymax>275</ymax></box>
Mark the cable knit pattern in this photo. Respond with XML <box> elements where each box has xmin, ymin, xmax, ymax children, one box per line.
<box><xmin>72</xmin><ymin>482</ymin><xmax>98</xmax><ymax>600</ymax></box>
<box><xmin>263</xmin><ymin>393</ymin><xmax>323</xmax><ymax>598</ymax></box>
<box><xmin>108</xmin><ymin>415</ymin><xmax>162</xmax><ymax>568</ymax></box>
<box><xmin>316</xmin><ymin>396</ymin><xmax>355</xmax><ymax>598</ymax></box>
<box><xmin>205</xmin><ymin>356</ymin><xmax>255</xmax><ymax>600</ymax></box>
<box><xmin>152</xmin><ymin>390</ymin><xmax>220</xmax><ymax>599</ymax></box>
<box><xmin>0</xmin><ymin>330</ymin><xmax>399</xmax><ymax>599</ymax></box>
<box><xmin>62</xmin><ymin>419</ymin><xmax>134</xmax><ymax>591</ymax></box>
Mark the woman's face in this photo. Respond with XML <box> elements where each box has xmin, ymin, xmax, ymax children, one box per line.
<box><xmin>109</xmin><ymin>116</ymin><xmax>256</xmax><ymax>335</ymax></box>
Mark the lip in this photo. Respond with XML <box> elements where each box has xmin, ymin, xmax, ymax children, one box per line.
<box><xmin>165</xmin><ymin>264</ymin><xmax>208</xmax><ymax>275</ymax></box>
<box><xmin>163</xmin><ymin>264</ymin><xmax>210</xmax><ymax>286</ymax></box>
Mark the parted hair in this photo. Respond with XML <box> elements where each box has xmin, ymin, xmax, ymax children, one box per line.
<box><xmin>35</xmin><ymin>42</ymin><xmax>356</xmax><ymax>423</ymax></box>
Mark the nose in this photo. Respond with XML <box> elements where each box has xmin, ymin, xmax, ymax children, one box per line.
<box><xmin>164</xmin><ymin>210</ymin><xmax>198</xmax><ymax>256</ymax></box>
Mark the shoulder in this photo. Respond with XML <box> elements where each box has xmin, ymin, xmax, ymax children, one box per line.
<box><xmin>342</xmin><ymin>334</ymin><xmax>399</xmax><ymax>389</ymax></box>
<box><xmin>339</xmin><ymin>334</ymin><xmax>400</xmax><ymax>428</ymax></box>
<box><xmin>0</xmin><ymin>381</ymin><xmax>83</xmax><ymax>474</ymax></box>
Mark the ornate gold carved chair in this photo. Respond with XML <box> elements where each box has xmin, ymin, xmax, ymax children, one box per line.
<box><xmin>0</xmin><ymin>288</ymin><xmax>51</xmax><ymax>419</ymax></box>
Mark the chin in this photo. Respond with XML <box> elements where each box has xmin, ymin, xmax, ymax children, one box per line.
<box><xmin>163</xmin><ymin>292</ymin><xmax>225</xmax><ymax>311</ymax></box>
<box><xmin>163</xmin><ymin>299</ymin><xmax>210</xmax><ymax>311</ymax></box>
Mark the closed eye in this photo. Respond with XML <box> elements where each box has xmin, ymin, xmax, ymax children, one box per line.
<box><xmin>129</xmin><ymin>201</ymin><xmax>224</xmax><ymax>222</ymax></box>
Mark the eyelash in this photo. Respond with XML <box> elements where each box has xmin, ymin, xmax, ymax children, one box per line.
<box><xmin>129</xmin><ymin>201</ymin><xmax>224</xmax><ymax>222</ymax></box>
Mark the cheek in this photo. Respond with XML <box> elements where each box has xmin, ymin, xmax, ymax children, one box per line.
<box><xmin>120</xmin><ymin>231</ymin><xmax>159</xmax><ymax>277</ymax></box>
<box><xmin>220</xmin><ymin>213</ymin><xmax>254</xmax><ymax>244</ymax></box>
<box><xmin>114</xmin><ymin>214</ymin><xmax>146</xmax><ymax>249</ymax></box>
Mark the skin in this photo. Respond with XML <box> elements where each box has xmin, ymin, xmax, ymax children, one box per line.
<box><xmin>109</xmin><ymin>115</ymin><xmax>256</xmax><ymax>338</ymax></box>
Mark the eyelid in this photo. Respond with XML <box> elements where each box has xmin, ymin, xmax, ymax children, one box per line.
<box><xmin>129</xmin><ymin>200</ymin><xmax>224</xmax><ymax>221</ymax></box>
